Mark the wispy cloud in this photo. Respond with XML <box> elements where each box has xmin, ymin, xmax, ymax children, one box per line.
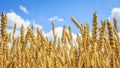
<box><xmin>48</xmin><ymin>16</ymin><xmax>64</xmax><ymax>22</ymax></box>
<box><xmin>19</xmin><ymin>5</ymin><xmax>29</xmax><ymax>14</ymax></box>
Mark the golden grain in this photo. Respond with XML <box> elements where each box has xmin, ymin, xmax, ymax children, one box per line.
<box><xmin>0</xmin><ymin>12</ymin><xmax>120</xmax><ymax>68</ymax></box>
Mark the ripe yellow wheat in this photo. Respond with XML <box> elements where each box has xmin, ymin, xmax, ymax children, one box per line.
<box><xmin>0</xmin><ymin>12</ymin><xmax>120</xmax><ymax>68</ymax></box>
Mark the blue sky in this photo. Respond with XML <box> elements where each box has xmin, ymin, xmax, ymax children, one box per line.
<box><xmin>0</xmin><ymin>0</ymin><xmax>120</xmax><ymax>34</ymax></box>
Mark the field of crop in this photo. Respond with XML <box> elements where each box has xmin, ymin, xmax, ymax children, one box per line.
<box><xmin>0</xmin><ymin>12</ymin><xmax>120</xmax><ymax>68</ymax></box>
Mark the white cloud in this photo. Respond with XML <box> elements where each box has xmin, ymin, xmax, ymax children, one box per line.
<box><xmin>31</xmin><ymin>20</ymin><xmax>43</xmax><ymax>30</ymax></box>
<box><xmin>19</xmin><ymin>5</ymin><xmax>29</xmax><ymax>14</ymax></box>
<box><xmin>32</xmin><ymin>22</ymin><xmax>43</xmax><ymax>33</ymax></box>
<box><xmin>7</xmin><ymin>29</ymin><xmax>20</xmax><ymax>38</ymax></box>
<box><xmin>108</xmin><ymin>7</ymin><xmax>120</xmax><ymax>24</ymax></box>
<box><xmin>44</xmin><ymin>27</ymin><xmax>63</xmax><ymax>41</ymax></box>
<box><xmin>6</xmin><ymin>11</ymin><xmax>30</xmax><ymax>29</ymax></box>
<box><xmin>48</xmin><ymin>16</ymin><xmax>64</xmax><ymax>22</ymax></box>
<box><xmin>44</xmin><ymin>27</ymin><xmax>77</xmax><ymax>45</ymax></box>
<box><xmin>0</xmin><ymin>11</ymin><xmax>43</xmax><ymax>38</ymax></box>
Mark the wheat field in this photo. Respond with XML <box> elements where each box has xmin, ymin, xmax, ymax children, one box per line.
<box><xmin>0</xmin><ymin>12</ymin><xmax>120</xmax><ymax>68</ymax></box>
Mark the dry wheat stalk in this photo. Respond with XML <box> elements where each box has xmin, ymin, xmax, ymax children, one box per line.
<box><xmin>91</xmin><ymin>12</ymin><xmax>98</xmax><ymax>68</ymax></box>
<box><xmin>0</xmin><ymin>12</ymin><xmax>119</xmax><ymax>68</ymax></box>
